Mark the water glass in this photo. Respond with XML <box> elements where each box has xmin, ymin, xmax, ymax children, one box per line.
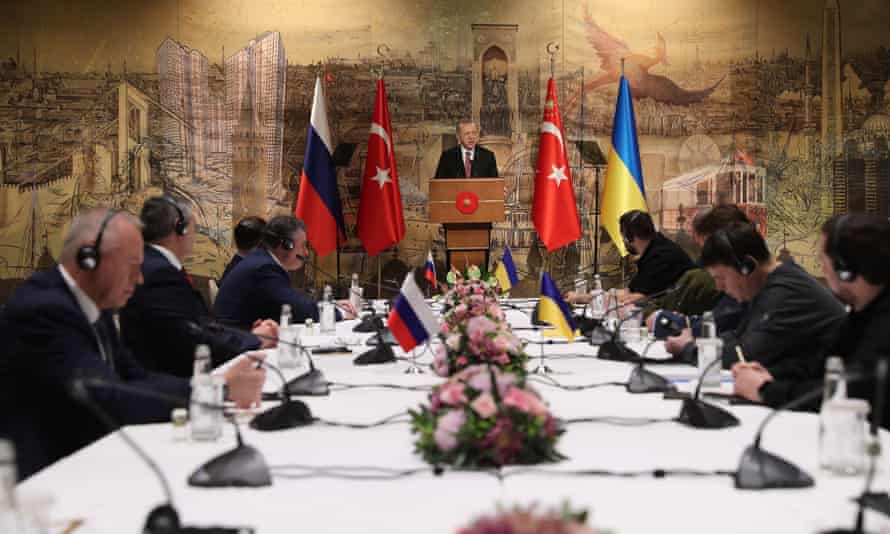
<box><xmin>820</xmin><ymin>398</ymin><xmax>870</xmax><ymax>475</ymax></box>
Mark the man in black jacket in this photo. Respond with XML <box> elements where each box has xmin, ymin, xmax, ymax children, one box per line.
<box><xmin>1</xmin><ymin>208</ymin><xmax>265</xmax><ymax>478</ymax></box>
<box><xmin>695</xmin><ymin>221</ymin><xmax>845</xmax><ymax>375</ymax></box>
<box><xmin>120</xmin><ymin>196</ymin><xmax>277</xmax><ymax>377</ymax></box>
<box><xmin>434</xmin><ymin>119</ymin><xmax>498</xmax><ymax>179</ymax></box>
<box><xmin>734</xmin><ymin>215</ymin><xmax>890</xmax><ymax>427</ymax></box>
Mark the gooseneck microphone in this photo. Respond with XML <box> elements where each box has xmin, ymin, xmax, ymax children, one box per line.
<box><xmin>675</xmin><ymin>356</ymin><xmax>740</xmax><ymax>429</ymax></box>
<box><xmin>189</xmin><ymin>319</ymin><xmax>330</xmax><ymax>398</ymax></box>
<box><xmin>69</xmin><ymin>377</ymin><xmax>269</xmax><ymax>533</ymax></box>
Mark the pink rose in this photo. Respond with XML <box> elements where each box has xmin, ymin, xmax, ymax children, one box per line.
<box><xmin>467</xmin><ymin>316</ymin><xmax>498</xmax><ymax>342</ymax></box>
<box><xmin>434</xmin><ymin>409</ymin><xmax>466</xmax><ymax>452</ymax></box>
<box><xmin>470</xmin><ymin>392</ymin><xmax>497</xmax><ymax>418</ymax></box>
<box><xmin>502</xmin><ymin>386</ymin><xmax>549</xmax><ymax>417</ymax></box>
<box><xmin>457</xmin><ymin>356</ymin><xmax>468</xmax><ymax>366</ymax></box>
<box><xmin>446</xmin><ymin>334</ymin><xmax>461</xmax><ymax>351</ymax></box>
<box><xmin>468</xmin><ymin>369</ymin><xmax>493</xmax><ymax>392</ymax></box>
<box><xmin>439</xmin><ymin>381</ymin><xmax>467</xmax><ymax>405</ymax></box>
<box><xmin>433</xmin><ymin>344</ymin><xmax>449</xmax><ymax>377</ymax></box>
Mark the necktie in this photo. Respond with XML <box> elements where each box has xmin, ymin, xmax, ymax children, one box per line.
<box><xmin>464</xmin><ymin>151</ymin><xmax>472</xmax><ymax>178</ymax></box>
<box><xmin>92</xmin><ymin>319</ymin><xmax>115</xmax><ymax>372</ymax></box>
<box><xmin>182</xmin><ymin>267</ymin><xmax>194</xmax><ymax>288</ymax></box>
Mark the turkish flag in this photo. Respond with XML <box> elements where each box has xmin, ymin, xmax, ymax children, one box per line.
<box><xmin>357</xmin><ymin>79</ymin><xmax>405</xmax><ymax>256</ymax></box>
<box><xmin>532</xmin><ymin>78</ymin><xmax>581</xmax><ymax>251</ymax></box>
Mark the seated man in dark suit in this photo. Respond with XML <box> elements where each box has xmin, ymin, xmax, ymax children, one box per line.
<box><xmin>214</xmin><ymin>215</ymin><xmax>357</xmax><ymax>330</ymax></box>
<box><xmin>221</xmin><ymin>216</ymin><xmax>266</xmax><ymax>283</ymax></box>
<box><xmin>119</xmin><ymin>196</ymin><xmax>277</xmax><ymax>378</ymax></box>
<box><xmin>1</xmin><ymin>208</ymin><xmax>265</xmax><ymax>479</ymax></box>
<box><xmin>434</xmin><ymin>119</ymin><xmax>498</xmax><ymax>179</ymax></box>
<box><xmin>734</xmin><ymin>215</ymin><xmax>890</xmax><ymax>427</ymax></box>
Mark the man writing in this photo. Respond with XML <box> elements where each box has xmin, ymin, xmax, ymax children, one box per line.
<box><xmin>734</xmin><ymin>215</ymin><xmax>890</xmax><ymax>427</ymax></box>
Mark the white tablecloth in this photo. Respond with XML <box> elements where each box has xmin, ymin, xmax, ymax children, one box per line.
<box><xmin>19</xmin><ymin>314</ymin><xmax>890</xmax><ymax>534</ymax></box>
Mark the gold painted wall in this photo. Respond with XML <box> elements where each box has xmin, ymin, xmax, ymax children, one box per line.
<box><xmin>2</xmin><ymin>0</ymin><xmax>890</xmax><ymax>295</ymax></box>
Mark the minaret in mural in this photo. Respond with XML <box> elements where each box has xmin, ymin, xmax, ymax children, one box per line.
<box><xmin>802</xmin><ymin>34</ymin><xmax>816</xmax><ymax>162</ymax></box>
<box><xmin>231</xmin><ymin>79</ymin><xmax>264</xmax><ymax>225</ymax></box>
<box><xmin>822</xmin><ymin>0</ymin><xmax>845</xmax><ymax>214</ymax></box>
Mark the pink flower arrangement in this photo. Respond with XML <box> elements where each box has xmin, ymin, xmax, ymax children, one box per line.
<box><xmin>457</xmin><ymin>504</ymin><xmax>601</xmax><ymax>534</ymax></box>
<box><xmin>410</xmin><ymin>365</ymin><xmax>564</xmax><ymax>468</ymax></box>
<box><xmin>434</xmin><ymin>279</ymin><xmax>528</xmax><ymax>377</ymax></box>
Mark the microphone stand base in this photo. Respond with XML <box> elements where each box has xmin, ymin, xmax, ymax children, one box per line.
<box><xmin>144</xmin><ymin>503</ymin><xmax>181</xmax><ymax>533</ymax></box>
<box><xmin>677</xmin><ymin>398</ymin><xmax>740</xmax><ymax>429</ymax></box>
<box><xmin>734</xmin><ymin>445</ymin><xmax>814</xmax><ymax>490</ymax></box>
<box><xmin>533</xmin><ymin>363</ymin><xmax>554</xmax><ymax>375</ymax></box>
<box><xmin>285</xmin><ymin>368</ymin><xmax>330</xmax><ymax>396</ymax></box>
<box><xmin>249</xmin><ymin>399</ymin><xmax>314</xmax><ymax>432</ymax></box>
<box><xmin>187</xmin><ymin>444</ymin><xmax>273</xmax><ymax>487</ymax></box>
<box><xmin>626</xmin><ymin>365</ymin><xmax>674</xmax><ymax>394</ymax></box>
<box><xmin>404</xmin><ymin>363</ymin><xmax>425</xmax><ymax>374</ymax></box>
<box><xmin>597</xmin><ymin>340</ymin><xmax>640</xmax><ymax>362</ymax></box>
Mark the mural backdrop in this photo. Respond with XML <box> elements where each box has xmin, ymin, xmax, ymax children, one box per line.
<box><xmin>2</xmin><ymin>0</ymin><xmax>889</xmax><ymax>297</ymax></box>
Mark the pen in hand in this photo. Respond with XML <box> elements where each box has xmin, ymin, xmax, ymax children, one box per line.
<box><xmin>735</xmin><ymin>345</ymin><xmax>747</xmax><ymax>364</ymax></box>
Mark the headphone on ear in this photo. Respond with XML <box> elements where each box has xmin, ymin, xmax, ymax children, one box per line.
<box><xmin>621</xmin><ymin>210</ymin><xmax>643</xmax><ymax>243</ymax></box>
<box><xmin>264</xmin><ymin>229</ymin><xmax>295</xmax><ymax>251</ymax></box>
<box><xmin>160</xmin><ymin>196</ymin><xmax>187</xmax><ymax>236</ymax></box>
<box><xmin>714</xmin><ymin>228</ymin><xmax>757</xmax><ymax>276</ymax></box>
<box><xmin>831</xmin><ymin>215</ymin><xmax>856</xmax><ymax>282</ymax></box>
<box><xmin>76</xmin><ymin>209</ymin><xmax>120</xmax><ymax>271</ymax></box>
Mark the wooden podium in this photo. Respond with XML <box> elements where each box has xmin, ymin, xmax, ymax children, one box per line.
<box><xmin>429</xmin><ymin>178</ymin><xmax>505</xmax><ymax>271</ymax></box>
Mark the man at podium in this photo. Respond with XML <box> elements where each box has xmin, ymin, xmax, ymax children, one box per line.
<box><xmin>434</xmin><ymin>119</ymin><xmax>498</xmax><ymax>179</ymax></box>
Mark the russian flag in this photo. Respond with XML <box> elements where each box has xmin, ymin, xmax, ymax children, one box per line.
<box><xmin>424</xmin><ymin>250</ymin><xmax>437</xmax><ymax>289</ymax></box>
<box><xmin>295</xmin><ymin>77</ymin><xmax>346</xmax><ymax>257</ymax></box>
<box><xmin>387</xmin><ymin>272</ymin><xmax>439</xmax><ymax>352</ymax></box>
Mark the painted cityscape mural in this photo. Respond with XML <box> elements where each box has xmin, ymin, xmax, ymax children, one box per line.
<box><xmin>1</xmin><ymin>0</ymin><xmax>889</xmax><ymax>297</ymax></box>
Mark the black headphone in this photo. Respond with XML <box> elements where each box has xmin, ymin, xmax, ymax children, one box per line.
<box><xmin>76</xmin><ymin>209</ymin><xmax>120</xmax><ymax>271</ymax></box>
<box><xmin>160</xmin><ymin>196</ymin><xmax>188</xmax><ymax>236</ymax></box>
<box><xmin>621</xmin><ymin>210</ymin><xmax>643</xmax><ymax>243</ymax></box>
<box><xmin>831</xmin><ymin>215</ymin><xmax>856</xmax><ymax>282</ymax></box>
<box><xmin>713</xmin><ymin>228</ymin><xmax>757</xmax><ymax>276</ymax></box>
<box><xmin>264</xmin><ymin>229</ymin><xmax>295</xmax><ymax>251</ymax></box>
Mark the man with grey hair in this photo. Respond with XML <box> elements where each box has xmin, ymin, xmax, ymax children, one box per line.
<box><xmin>434</xmin><ymin>119</ymin><xmax>498</xmax><ymax>179</ymax></box>
<box><xmin>120</xmin><ymin>195</ymin><xmax>278</xmax><ymax>378</ymax></box>
<box><xmin>215</xmin><ymin>214</ymin><xmax>356</xmax><ymax>329</ymax></box>
<box><xmin>1</xmin><ymin>207</ymin><xmax>266</xmax><ymax>479</ymax></box>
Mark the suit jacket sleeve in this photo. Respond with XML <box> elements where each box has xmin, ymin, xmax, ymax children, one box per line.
<box><xmin>481</xmin><ymin>149</ymin><xmax>498</xmax><ymax>177</ymax></box>
<box><xmin>256</xmin><ymin>263</ymin><xmax>320</xmax><ymax>323</ymax></box>
<box><xmin>20</xmin><ymin>309</ymin><xmax>190</xmax><ymax>426</ymax></box>
<box><xmin>434</xmin><ymin>150</ymin><xmax>452</xmax><ymax>179</ymax></box>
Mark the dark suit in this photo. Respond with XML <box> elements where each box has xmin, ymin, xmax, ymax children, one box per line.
<box><xmin>219</xmin><ymin>253</ymin><xmax>243</xmax><ymax>284</ymax></box>
<box><xmin>214</xmin><ymin>248</ymin><xmax>329</xmax><ymax>330</ymax></box>
<box><xmin>120</xmin><ymin>246</ymin><xmax>261</xmax><ymax>378</ymax></box>
<box><xmin>434</xmin><ymin>145</ymin><xmax>498</xmax><ymax>178</ymax></box>
<box><xmin>1</xmin><ymin>267</ymin><xmax>190</xmax><ymax>479</ymax></box>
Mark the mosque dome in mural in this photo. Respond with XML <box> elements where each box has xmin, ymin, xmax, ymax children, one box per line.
<box><xmin>863</xmin><ymin>114</ymin><xmax>890</xmax><ymax>133</ymax></box>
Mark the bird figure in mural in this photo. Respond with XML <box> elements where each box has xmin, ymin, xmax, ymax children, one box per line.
<box><xmin>582</xmin><ymin>6</ymin><xmax>724</xmax><ymax>105</ymax></box>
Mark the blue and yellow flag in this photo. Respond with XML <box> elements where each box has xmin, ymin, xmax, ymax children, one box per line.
<box><xmin>602</xmin><ymin>76</ymin><xmax>648</xmax><ymax>256</ymax></box>
<box><xmin>494</xmin><ymin>246</ymin><xmax>520</xmax><ymax>291</ymax></box>
<box><xmin>539</xmin><ymin>272</ymin><xmax>577</xmax><ymax>342</ymax></box>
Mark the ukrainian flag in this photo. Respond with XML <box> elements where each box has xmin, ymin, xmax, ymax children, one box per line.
<box><xmin>602</xmin><ymin>76</ymin><xmax>648</xmax><ymax>256</ymax></box>
<box><xmin>539</xmin><ymin>272</ymin><xmax>577</xmax><ymax>342</ymax></box>
<box><xmin>494</xmin><ymin>246</ymin><xmax>520</xmax><ymax>292</ymax></box>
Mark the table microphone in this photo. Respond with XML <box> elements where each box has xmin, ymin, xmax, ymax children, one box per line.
<box><xmin>188</xmin><ymin>320</ymin><xmax>329</xmax><ymax>397</ymax></box>
<box><xmin>675</xmin><ymin>356</ymin><xmax>740</xmax><ymax>429</ymax></box>
<box><xmin>68</xmin><ymin>377</ymin><xmax>268</xmax><ymax>533</ymax></box>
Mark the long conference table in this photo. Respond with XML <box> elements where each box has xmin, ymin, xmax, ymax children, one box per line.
<box><xmin>19</xmin><ymin>304</ymin><xmax>890</xmax><ymax>533</ymax></box>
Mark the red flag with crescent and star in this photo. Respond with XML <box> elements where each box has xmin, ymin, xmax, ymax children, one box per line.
<box><xmin>532</xmin><ymin>77</ymin><xmax>581</xmax><ymax>251</ymax></box>
<box><xmin>357</xmin><ymin>79</ymin><xmax>405</xmax><ymax>256</ymax></box>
